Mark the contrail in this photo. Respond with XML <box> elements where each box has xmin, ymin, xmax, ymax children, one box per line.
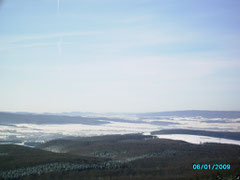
<box><xmin>57</xmin><ymin>0</ymin><xmax>60</xmax><ymax>13</ymax></box>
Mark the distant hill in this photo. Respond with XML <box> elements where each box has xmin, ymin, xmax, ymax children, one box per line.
<box><xmin>0</xmin><ymin>112</ymin><xmax>108</xmax><ymax>125</ymax></box>
<box><xmin>0</xmin><ymin>112</ymin><xmax>142</xmax><ymax>125</ymax></box>
<box><xmin>138</xmin><ymin>110</ymin><xmax>240</xmax><ymax>118</ymax></box>
<box><xmin>44</xmin><ymin>110</ymin><xmax>240</xmax><ymax>119</ymax></box>
<box><xmin>1</xmin><ymin>111</ymin><xmax>240</xmax><ymax>126</ymax></box>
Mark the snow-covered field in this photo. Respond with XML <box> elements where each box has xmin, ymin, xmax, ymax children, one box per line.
<box><xmin>155</xmin><ymin>134</ymin><xmax>240</xmax><ymax>146</ymax></box>
<box><xmin>0</xmin><ymin>114</ymin><xmax>240</xmax><ymax>146</ymax></box>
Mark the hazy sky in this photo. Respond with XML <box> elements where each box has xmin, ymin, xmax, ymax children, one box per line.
<box><xmin>0</xmin><ymin>0</ymin><xmax>240</xmax><ymax>113</ymax></box>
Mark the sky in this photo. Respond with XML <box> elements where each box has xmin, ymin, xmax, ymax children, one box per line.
<box><xmin>0</xmin><ymin>0</ymin><xmax>240</xmax><ymax>113</ymax></box>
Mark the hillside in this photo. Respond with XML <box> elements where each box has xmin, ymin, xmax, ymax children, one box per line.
<box><xmin>38</xmin><ymin>134</ymin><xmax>240</xmax><ymax>179</ymax></box>
<box><xmin>1</xmin><ymin>134</ymin><xmax>240</xmax><ymax>179</ymax></box>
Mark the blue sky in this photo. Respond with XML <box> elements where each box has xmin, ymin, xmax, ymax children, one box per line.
<box><xmin>0</xmin><ymin>0</ymin><xmax>240</xmax><ymax>113</ymax></box>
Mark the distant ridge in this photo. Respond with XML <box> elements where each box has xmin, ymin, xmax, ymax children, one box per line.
<box><xmin>1</xmin><ymin>110</ymin><xmax>240</xmax><ymax>119</ymax></box>
<box><xmin>32</xmin><ymin>110</ymin><xmax>240</xmax><ymax>119</ymax></box>
<box><xmin>138</xmin><ymin>110</ymin><xmax>240</xmax><ymax>119</ymax></box>
<box><xmin>0</xmin><ymin>112</ymin><xmax>107</xmax><ymax>125</ymax></box>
